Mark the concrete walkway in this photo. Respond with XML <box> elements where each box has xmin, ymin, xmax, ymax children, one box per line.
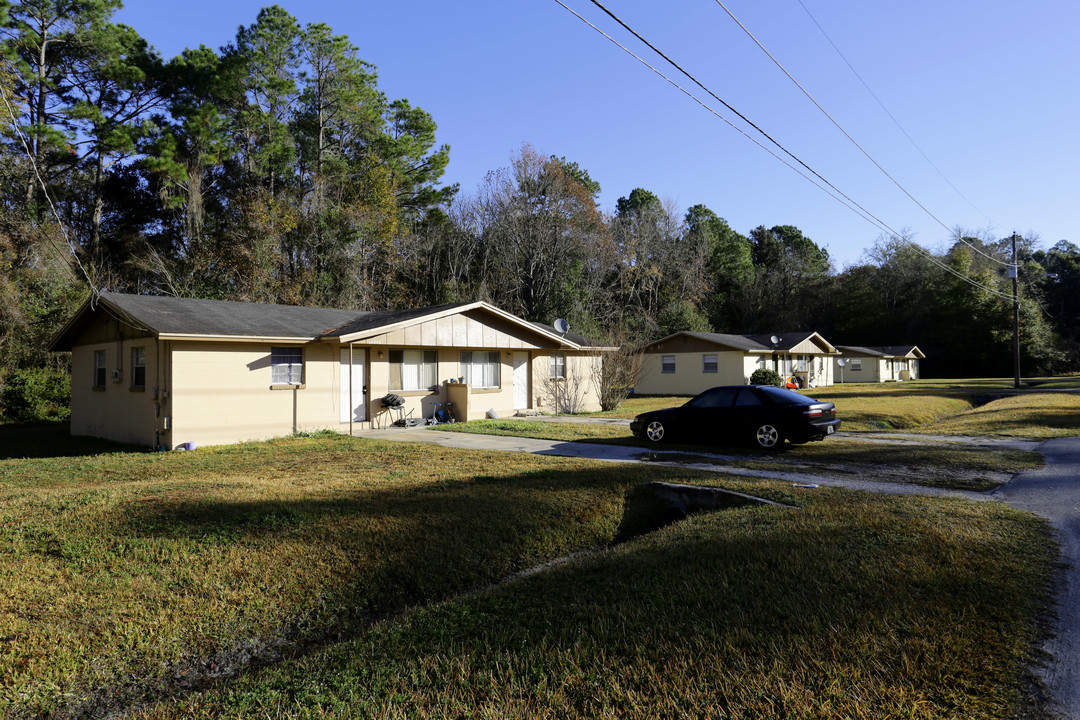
<box><xmin>357</xmin><ymin>424</ymin><xmax>1080</xmax><ymax>718</ymax></box>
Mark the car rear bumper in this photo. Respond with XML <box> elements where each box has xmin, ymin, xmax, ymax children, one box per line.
<box><xmin>793</xmin><ymin>419</ymin><xmax>841</xmax><ymax>442</ymax></box>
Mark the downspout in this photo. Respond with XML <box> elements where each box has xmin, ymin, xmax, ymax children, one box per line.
<box><xmin>348</xmin><ymin>343</ymin><xmax>354</xmax><ymax>437</ymax></box>
<box><xmin>154</xmin><ymin>338</ymin><xmax>160</xmax><ymax>450</ymax></box>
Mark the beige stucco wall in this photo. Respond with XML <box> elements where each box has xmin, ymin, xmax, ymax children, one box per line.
<box><xmin>839</xmin><ymin>356</ymin><xmax>883</xmax><ymax>383</ymax></box>
<box><xmin>532</xmin><ymin>352</ymin><xmax>602</xmax><ymax>415</ymax></box>
<box><xmin>364</xmin><ymin>347</ymin><xmax>516</xmax><ymax>424</ymax></box>
<box><xmin>67</xmin><ymin>305</ymin><xmax>605</xmax><ymax>447</ymax></box>
<box><xmin>635</xmin><ymin>351</ymin><xmax>746</xmax><ymax>395</ymax></box>
<box><xmin>70</xmin><ymin>338</ymin><xmax>160</xmax><ymax>447</ymax></box>
<box><xmin>636</xmin><ymin>349</ymin><xmax>837</xmax><ymax>395</ymax></box>
<box><xmin>364</xmin><ymin>348</ymin><xmax>603</xmax><ymax>424</ymax></box>
<box><xmin>168</xmin><ymin>340</ymin><xmax>342</xmax><ymax>448</ymax></box>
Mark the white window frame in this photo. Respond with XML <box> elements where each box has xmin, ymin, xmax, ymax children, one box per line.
<box><xmin>390</xmin><ymin>349</ymin><xmax>437</xmax><ymax>391</ymax></box>
<box><xmin>850</xmin><ymin>359</ymin><xmax>863</xmax><ymax>372</ymax></box>
<box><xmin>130</xmin><ymin>347</ymin><xmax>146</xmax><ymax>389</ymax></box>
<box><xmin>550</xmin><ymin>352</ymin><xmax>566</xmax><ymax>379</ymax></box>
<box><xmin>271</xmin><ymin>347</ymin><xmax>304</xmax><ymax>385</ymax></box>
<box><xmin>460</xmin><ymin>351</ymin><xmax>501</xmax><ymax>389</ymax></box>
<box><xmin>661</xmin><ymin>355</ymin><xmax>676</xmax><ymax>374</ymax></box>
<box><xmin>93</xmin><ymin>350</ymin><xmax>107</xmax><ymax>387</ymax></box>
<box><xmin>702</xmin><ymin>354</ymin><xmax>718</xmax><ymax>374</ymax></box>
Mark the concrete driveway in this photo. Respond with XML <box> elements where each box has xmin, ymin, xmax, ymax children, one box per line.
<box><xmin>358</xmin><ymin>425</ymin><xmax>1080</xmax><ymax>718</ymax></box>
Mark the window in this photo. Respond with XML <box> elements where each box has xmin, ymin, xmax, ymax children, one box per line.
<box><xmin>689</xmin><ymin>387</ymin><xmax>738</xmax><ymax>408</ymax></box>
<box><xmin>850</xmin><ymin>359</ymin><xmax>862</xmax><ymax>372</ymax></box>
<box><xmin>735</xmin><ymin>388</ymin><xmax>763</xmax><ymax>406</ymax></box>
<box><xmin>550</xmin><ymin>353</ymin><xmax>566</xmax><ymax>379</ymax></box>
<box><xmin>757</xmin><ymin>356</ymin><xmax>767</xmax><ymax>369</ymax></box>
<box><xmin>93</xmin><ymin>350</ymin><xmax>107</xmax><ymax>387</ymax></box>
<box><xmin>131</xmin><ymin>347</ymin><xmax>146</xmax><ymax>389</ymax></box>
<box><xmin>390</xmin><ymin>349</ymin><xmax>437</xmax><ymax>391</ymax></box>
<box><xmin>796</xmin><ymin>354</ymin><xmax>808</xmax><ymax>372</ymax></box>
<box><xmin>271</xmin><ymin>347</ymin><xmax>304</xmax><ymax>385</ymax></box>
<box><xmin>460</xmin><ymin>351</ymin><xmax>501</xmax><ymax>388</ymax></box>
<box><xmin>702</xmin><ymin>354</ymin><xmax>718</xmax><ymax>374</ymax></box>
<box><xmin>661</xmin><ymin>355</ymin><xmax>676</xmax><ymax>374</ymax></box>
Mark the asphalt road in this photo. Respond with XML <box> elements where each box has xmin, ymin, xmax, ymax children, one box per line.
<box><xmin>993</xmin><ymin>438</ymin><xmax>1080</xmax><ymax>719</ymax></box>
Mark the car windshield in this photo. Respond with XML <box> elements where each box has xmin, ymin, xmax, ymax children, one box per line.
<box><xmin>755</xmin><ymin>385</ymin><xmax>815</xmax><ymax>405</ymax></box>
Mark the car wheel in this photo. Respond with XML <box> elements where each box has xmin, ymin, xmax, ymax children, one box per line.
<box><xmin>753</xmin><ymin>423</ymin><xmax>783</xmax><ymax>450</ymax></box>
<box><xmin>645</xmin><ymin>420</ymin><xmax>666</xmax><ymax>443</ymax></box>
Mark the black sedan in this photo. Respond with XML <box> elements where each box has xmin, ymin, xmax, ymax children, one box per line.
<box><xmin>629</xmin><ymin>385</ymin><xmax>841</xmax><ymax>450</ymax></box>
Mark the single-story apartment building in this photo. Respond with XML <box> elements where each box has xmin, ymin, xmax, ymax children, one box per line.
<box><xmin>635</xmin><ymin>331</ymin><xmax>838</xmax><ymax>395</ymax></box>
<box><xmin>49</xmin><ymin>292</ymin><xmax>611</xmax><ymax>449</ymax></box>
<box><xmin>835</xmin><ymin>346</ymin><xmax>925</xmax><ymax>383</ymax></box>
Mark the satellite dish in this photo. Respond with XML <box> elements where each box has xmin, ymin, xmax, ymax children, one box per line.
<box><xmin>837</xmin><ymin>358</ymin><xmax>847</xmax><ymax>367</ymax></box>
<box><xmin>554</xmin><ymin>318</ymin><xmax>570</xmax><ymax>335</ymax></box>
<box><xmin>770</xmin><ymin>335</ymin><xmax>780</xmax><ymax>345</ymax></box>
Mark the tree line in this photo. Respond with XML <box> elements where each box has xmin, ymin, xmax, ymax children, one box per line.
<box><xmin>1</xmin><ymin>1</ymin><xmax>1077</xmax><ymax>392</ymax></box>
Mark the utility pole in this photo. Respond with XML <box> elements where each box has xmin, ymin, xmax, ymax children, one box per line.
<box><xmin>1011</xmin><ymin>233</ymin><xmax>1021</xmax><ymax>390</ymax></box>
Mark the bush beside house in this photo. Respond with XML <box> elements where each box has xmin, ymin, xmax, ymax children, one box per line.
<box><xmin>749</xmin><ymin>368</ymin><xmax>783</xmax><ymax>387</ymax></box>
<box><xmin>0</xmin><ymin>368</ymin><xmax>71</xmax><ymax>423</ymax></box>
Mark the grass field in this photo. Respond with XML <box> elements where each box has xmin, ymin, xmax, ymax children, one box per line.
<box><xmin>0</xmin><ymin>375</ymin><xmax>1070</xmax><ymax>717</ymax></box>
<box><xmin>133</xmin><ymin>486</ymin><xmax>1054</xmax><ymax>719</ymax></box>
<box><xmin>0</xmin><ymin>427</ymin><xmax>1058</xmax><ymax>718</ymax></box>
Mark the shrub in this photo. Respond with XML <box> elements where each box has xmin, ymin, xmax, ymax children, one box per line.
<box><xmin>1</xmin><ymin>368</ymin><xmax>71</xmax><ymax>422</ymax></box>
<box><xmin>749</xmin><ymin>368</ymin><xmax>782</xmax><ymax>387</ymax></box>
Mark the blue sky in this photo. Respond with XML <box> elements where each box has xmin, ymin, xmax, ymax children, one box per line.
<box><xmin>116</xmin><ymin>0</ymin><xmax>1079</xmax><ymax>268</ymax></box>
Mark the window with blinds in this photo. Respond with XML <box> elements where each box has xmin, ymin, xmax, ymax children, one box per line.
<box><xmin>390</xmin><ymin>349</ymin><xmax>437</xmax><ymax>391</ymax></box>
<box><xmin>271</xmin><ymin>347</ymin><xmax>304</xmax><ymax>385</ymax></box>
<box><xmin>460</xmin><ymin>351</ymin><xmax>501</xmax><ymax>388</ymax></box>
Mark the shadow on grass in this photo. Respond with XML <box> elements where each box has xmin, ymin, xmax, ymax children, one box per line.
<box><xmin>0</xmin><ymin>422</ymin><xmax>145</xmax><ymax>460</ymax></box>
<box><xmin>35</xmin><ymin>462</ymin><xmax>734</xmax><ymax>716</ymax></box>
<box><xmin>143</xmin><ymin>492</ymin><xmax>1054</xmax><ymax>719</ymax></box>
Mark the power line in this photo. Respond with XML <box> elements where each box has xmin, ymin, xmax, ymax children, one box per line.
<box><xmin>581</xmin><ymin>0</ymin><xmax>900</xmax><ymax>239</ymax></box>
<box><xmin>712</xmin><ymin>0</ymin><xmax>1009</xmax><ymax>268</ymax></box>
<box><xmin>552</xmin><ymin>0</ymin><xmax>1016</xmax><ymax>302</ymax></box>
<box><xmin>550</xmin><ymin>0</ymin><xmax>894</xmax><ymax>236</ymax></box>
<box><xmin>794</xmin><ymin>0</ymin><xmax>995</xmax><ymax>227</ymax></box>
<box><xmin>0</xmin><ymin>79</ymin><xmax>97</xmax><ymax>291</ymax></box>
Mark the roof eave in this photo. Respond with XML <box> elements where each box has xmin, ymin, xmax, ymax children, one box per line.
<box><xmin>332</xmin><ymin>301</ymin><xmax>582</xmax><ymax>349</ymax></box>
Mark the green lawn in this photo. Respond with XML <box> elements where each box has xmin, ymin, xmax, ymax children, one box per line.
<box><xmin>0</xmin><ymin>427</ymin><xmax>1058</xmax><ymax>718</ymax></box>
<box><xmin>133</xmin><ymin>487</ymin><xmax>1054</xmax><ymax>720</ymax></box>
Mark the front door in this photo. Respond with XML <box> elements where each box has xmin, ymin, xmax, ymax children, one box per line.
<box><xmin>340</xmin><ymin>349</ymin><xmax>367</xmax><ymax>423</ymax></box>
<box><xmin>513</xmin><ymin>352</ymin><xmax>529</xmax><ymax>410</ymax></box>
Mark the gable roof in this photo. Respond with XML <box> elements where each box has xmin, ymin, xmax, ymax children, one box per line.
<box><xmin>837</xmin><ymin>345</ymin><xmax>925</xmax><ymax>359</ymax></box>
<box><xmin>643</xmin><ymin>331</ymin><xmax>836</xmax><ymax>354</ymax></box>
<box><xmin>49</xmin><ymin>293</ymin><xmax>587</xmax><ymax>351</ymax></box>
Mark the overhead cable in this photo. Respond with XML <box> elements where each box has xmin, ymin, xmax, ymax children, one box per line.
<box><xmin>552</xmin><ymin>0</ymin><xmax>1015</xmax><ymax>302</ymax></box>
<box><xmin>713</xmin><ymin>0</ymin><xmax>1008</xmax><ymax>267</ymax></box>
<box><xmin>0</xmin><ymin>80</ymin><xmax>97</xmax><ymax>291</ymax></box>
<box><xmin>795</xmin><ymin>0</ymin><xmax>995</xmax><ymax>227</ymax></box>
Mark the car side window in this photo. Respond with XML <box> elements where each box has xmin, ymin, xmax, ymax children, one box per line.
<box><xmin>690</xmin><ymin>387</ymin><xmax>738</xmax><ymax>408</ymax></box>
<box><xmin>735</xmin><ymin>389</ymin><xmax>763</xmax><ymax>406</ymax></box>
